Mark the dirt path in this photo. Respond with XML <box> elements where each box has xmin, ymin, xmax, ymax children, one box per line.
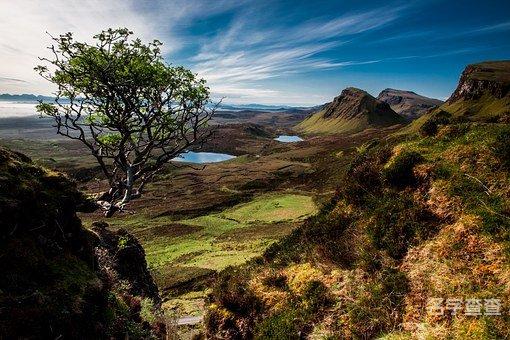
<box><xmin>177</xmin><ymin>315</ymin><xmax>203</xmax><ymax>326</ymax></box>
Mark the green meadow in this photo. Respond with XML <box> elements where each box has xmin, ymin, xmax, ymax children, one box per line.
<box><xmin>92</xmin><ymin>193</ymin><xmax>317</xmax><ymax>316</ymax></box>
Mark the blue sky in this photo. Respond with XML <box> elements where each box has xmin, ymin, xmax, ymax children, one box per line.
<box><xmin>1</xmin><ymin>0</ymin><xmax>510</xmax><ymax>105</ymax></box>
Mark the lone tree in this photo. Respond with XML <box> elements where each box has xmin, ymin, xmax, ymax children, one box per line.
<box><xmin>36</xmin><ymin>28</ymin><xmax>216</xmax><ymax>216</ymax></box>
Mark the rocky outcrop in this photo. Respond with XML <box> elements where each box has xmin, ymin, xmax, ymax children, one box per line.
<box><xmin>0</xmin><ymin>147</ymin><xmax>164</xmax><ymax>339</ymax></box>
<box><xmin>377</xmin><ymin>88</ymin><xmax>443</xmax><ymax>120</ymax></box>
<box><xmin>447</xmin><ymin>61</ymin><xmax>510</xmax><ymax>102</ymax></box>
<box><xmin>92</xmin><ymin>221</ymin><xmax>161</xmax><ymax>304</ymax></box>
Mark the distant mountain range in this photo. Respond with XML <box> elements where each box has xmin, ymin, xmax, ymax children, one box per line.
<box><xmin>217</xmin><ymin>103</ymin><xmax>313</xmax><ymax>112</ymax></box>
<box><xmin>0</xmin><ymin>94</ymin><xmax>313</xmax><ymax>113</ymax></box>
<box><xmin>0</xmin><ymin>93</ymin><xmax>54</xmax><ymax>102</ymax></box>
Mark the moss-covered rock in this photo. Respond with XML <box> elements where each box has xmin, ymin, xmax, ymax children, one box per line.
<box><xmin>0</xmin><ymin>147</ymin><xmax>164</xmax><ymax>339</ymax></box>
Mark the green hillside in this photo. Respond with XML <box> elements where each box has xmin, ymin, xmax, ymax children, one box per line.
<box><xmin>406</xmin><ymin>61</ymin><xmax>510</xmax><ymax>134</ymax></box>
<box><xmin>297</xmin><ymin>87</ymin><xmax>404</xmax><ymax>135</ymax></box>
<box><xmin>204</xmin><ymin>63</ymin><xmax>510</xmax><ymax>339</ymax></box>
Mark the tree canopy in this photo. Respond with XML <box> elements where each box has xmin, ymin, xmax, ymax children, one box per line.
<box><xmin>36</xmin><ymin>28</ymin><xmax>216</xmax><ymax>216</ymax></box>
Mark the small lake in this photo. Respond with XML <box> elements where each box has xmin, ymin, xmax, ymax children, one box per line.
<box><xmin>172</xmin><ymin>151</ymin><xmax>235</xmax><ymax>163</ymax></box>
<box><xmin>274</xmin><ymin>135</ymin><xmax>303</xmax><ymax>143</ymax></box>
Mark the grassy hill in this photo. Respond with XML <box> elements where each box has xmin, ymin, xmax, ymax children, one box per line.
<box><xmin>203</xmin><ymin>63</ymin><xmax>510</xmax><ymax>339</ymax></box>
<box><xmin>406</xmin><ymin>61</ymin><xmax>510</xmax><ymax>134</ymax></box>
<box><xmin>297</xmin><ymin>87</ymin><xmax>404</xmax><ymax>135</ymax></box>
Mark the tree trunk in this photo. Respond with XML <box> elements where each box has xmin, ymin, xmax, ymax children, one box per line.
<box><xmin>120</xmin><ymin>165</ymin><xmax>134</xmax><ymax>206</ymax></box>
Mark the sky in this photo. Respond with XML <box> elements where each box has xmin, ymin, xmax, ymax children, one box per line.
<box><xmin>0</xmin><ymin>0</ymin><xmax>509</xmax><ymax>106</ymax></box>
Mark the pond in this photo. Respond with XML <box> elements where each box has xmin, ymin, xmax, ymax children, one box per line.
<box><xmin>274</xmin><ymin>135</ymin><xmax>304</xmax><ymax>142</ymax></box>
<box><xmin>172</xmin><ymin>151</ymin><xmax>236</xmax><ymax>163</ymax></box>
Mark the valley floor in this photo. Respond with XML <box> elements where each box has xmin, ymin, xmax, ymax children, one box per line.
<box><xmin>0</xmin><ymin>117</ymin><xmax>401</xmax><ymax>336</ymax></box>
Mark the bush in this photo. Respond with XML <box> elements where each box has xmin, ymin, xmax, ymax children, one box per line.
<box><xmin>344</xmin><ymin>145</ymin><xmax>392</xmax><ymax>204</ymax></box>
<box><xmin>255</xmin><ymin>309</ymin><xmax>300</xmax><ymax>339</ymax></box>
<box><xmin>367</xmin><ymin>194</ymin><xmax>437</xmax><ymax>259</ymax></box>
<box><xmin>493</xmin><ymin>127</ymin><xmax>510</xmax><ymax>169</ymax></box>
<box><xmin>383</xmin><ymin>151</ymin><xmax>424</xmax><ymax>187</ymax></box>
<box><xmin>420</xmin><ymin>118</ymin><xmax>438</xmax><ymax>136</ymax></box>
<box><xmin>261</xmin><ymin>273</ymin><xmax>288</xmax><ymax>290</ymax></box>
<box><xmin>302</xmin><ymin>280</ymin><xmax>331</xmax><ymax>313</ymax></box>
<box><xmin>345</xmin><ymin>268</ymin><xmax>409</xmax><ymax>339</ymax></box>
<box><xmin>209</xmin><ymin>267</ymin><xmax>262</xmax><ymax>316</ymax></box>
<box><xmin>419</xmin><ymin>110</ymin><xmax>451</xmax><ymax>136</ymax></box>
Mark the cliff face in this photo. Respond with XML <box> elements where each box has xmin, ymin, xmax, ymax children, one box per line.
<box><xmin>0</xmin><ymin>147</ymin><xmax>164</xmax><ymax>339</ymax></box>
<box><xmin>448</xmin><ymin>61</ymin><xmax>510</xmax><ymax>102</ymax></box>
<box><xmin>377</xmin><ymin>88</ymin><xmax>443</xmax><ymax>120</ymax></box>
<box><xmin>297</xmin><ymin>87</ymin><xmax>404</xmax><ymax>134</ymax></box>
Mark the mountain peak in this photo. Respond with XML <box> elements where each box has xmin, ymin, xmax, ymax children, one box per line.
<box><xmin>323</xmin><ymin>87</ymin><xmax>396</xmax><ymax>120</ymax></box>
<box><xmin>377</xmin><ymin>88</ymin><xmax>443</xmax><ymax>121</ymax></box>
<box><xmin>297</xmin><ymin>87</ymin><xmax>404</xmax><ymax>134</ymax></box>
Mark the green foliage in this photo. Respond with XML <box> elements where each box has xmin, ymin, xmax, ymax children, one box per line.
<box><xmin>97</xmin><ymin>133</ymin><xmax>122</xmax><ymax>147</ymax></box>
<box><xmin>117</xmin><ymin>235</ymin><xmax>129</xmax><ymax>249</ymax></box>
<box><xmin>35</xmin><ymin>28</ymin><xmax>214</xmax><ymax>212</ymax></box>
<box><xmin>302</xmin><ymin>280</ymin><xmax>331</xmax><ymax>312</ymax></box>
<box><xmin>367</xmin><ymin>193</ymin><xmax>437</xmax><ymax>259</ymax></box>
<box><xmin>263</xmin><ymin>201</ymin><xmax>351</xmax><ymax>266</ymax></box>
<box><xmin>210</xmin><ymin>267</ymin><xmax>263</xmax><ymax>316</ymax></box>
<box><xmin>255</xmin><ymin>309</ymin><xmax>300</xmax><ymax>340</ymax></box>
<box><xmin>383</xmin><ymin>150</ymin><xmax>424</xmax><ymax>187</ymax></box>
<box><xmin>345</xmin><ymin>268</ymin><xmax>409</xmax><ymax>339</ymax></box>
<box><xmin>343</xmin><ymin>144</ymin><xmax>392</xmax><ymax>203</ymax></box>
<box><xmin>139</xmin><ymin>298</ymin><xmax>157</xmax><ymax>324</ymax></box>
<box><xmin>493</xmin><ymin>127</ymin><xmax>510</xmax><ymax>168</ymax></box>
<box><xmin>419</xmin><ymin>110</ymin><xmax>452</xmax><ymax>136</ymax></box>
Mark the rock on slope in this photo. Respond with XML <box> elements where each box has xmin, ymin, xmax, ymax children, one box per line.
<box><xmin>438</xmin><ymin>60</ymin><xmax>510</xmax><ymax>119</ymax></box>
<box><xmin>297</xmin><ymin>87</ymin><xmax>405</xmax><ymax>134</ymax></box>
<box><xmin>0</xmin><ymin>147</ymin><xmax>164</xmax><ymax>338</ymax></box>
<box><xmin>377</xmin><ymin>88</ymin><xmax>443</xmax><ymax>121</ymax></box>
<box><xmin>405</xmin><ymin>60</ymin><xmax>510</xmax><ymax>134</ymax></box>
<box><xmin>448</xmin><ymin>60</ymin><xmax>510</xmax><ymax>102</ymax></box>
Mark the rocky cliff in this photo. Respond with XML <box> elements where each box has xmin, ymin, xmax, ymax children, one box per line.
<box><xmin>447</xmin><ymin>61</ymin><xmax>510</xmax><ymax>102</ymax></box>
<box><xmin>0</xmin><ymin>147</ymin><xmax>164</xmax><ymax>338</ymax></box>
<box><xmin>377</xmin><ymin>88</ymin><xmax>443</xmax><ymax>120</ymax></box>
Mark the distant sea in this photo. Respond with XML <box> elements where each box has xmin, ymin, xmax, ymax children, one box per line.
<box><xmin>0</xmin><ymin>101</ymin><xmax>39</xmax><ymax>118</ymax></box>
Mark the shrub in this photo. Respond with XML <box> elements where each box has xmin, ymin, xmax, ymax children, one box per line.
<box><xmin>345</xmin><ymin>268</ymin><xmax>409</xmax><ymax>339</ymax></box>
<box><xmin>302</xmin><ymin>280</ymin><xmax>331</xmax><ymax>313</ymax></box>
<box><xmin>419</xmin><ymin>110</ymin><xmax>451</xmax><ymax>136</ymax></box>
<box><xmin>420</xmin><ymin>118</ymin><xmax>438</xmax><ymax>136</ymax></box>
<box><xmin>209</xmin><ymin>267</ymin><xmax>262</xmax><ymax>316</ymax></box>
<box><xmin>255</xmin><ymin>309</ymin><xmax>300</xmax><ymax>339</ymax></box>
<box><xmin>139</xmin><ymin>298</ymin><xmax>157</xmax><ymax>324</ymax></box>
<box><xmin>261</xmin><ymin>274</ymin><xmax>288</xmax><ymax>290</ymax></box>
<box><xmin>302</xmin><ymin>213</ymin><xmax>353</xmax><ymax>265</ymax></box>
<box><xmin>367</xmin><ymin>194</ymin><xmax>437</xmax><ymax>259</ymax></box>
<box><xmin>383</xmin><ymin>151</ymin><xmax>424</xmax><ymax>187</ymax></box>
<box><xmin>493</xmin><ymin>127</ymin><xmax>510</xmax><ymax>169</ymax></box>
<box><xmin>344</xmin><ymin>145</ymin><xmax>392</xmax><ymax>204</ymax></box>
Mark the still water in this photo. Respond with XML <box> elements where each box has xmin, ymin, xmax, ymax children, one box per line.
<box><xmin>274</xmin><ymin>135</ymin><xmax>303</xmax><ymax>142</ymax></box>
<box><xmin>172</xmin><ymin>151</ymin><xmax>235</xmax><ymax>163</ymax></box>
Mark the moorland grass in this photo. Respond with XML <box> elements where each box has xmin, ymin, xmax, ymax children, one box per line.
<box><xmin>93</xmin><ymin>193</ymin><xmax>317</xmax><ymax>316</ymax></box>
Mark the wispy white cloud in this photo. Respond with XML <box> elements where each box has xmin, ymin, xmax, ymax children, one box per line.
<box><xmin>192</xmin><ymin>6</ymin><xmax>405</xmax><ymax>103</ymax></box>
<box><xmin>463</xmin><ymin>21</ymin><xmax>510</xmax><ymax>35</ymax></box>
<box><xmin>0</xmin><ymin>0</ymin><xmax>244</xmax><ymax>94</ymax></box>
